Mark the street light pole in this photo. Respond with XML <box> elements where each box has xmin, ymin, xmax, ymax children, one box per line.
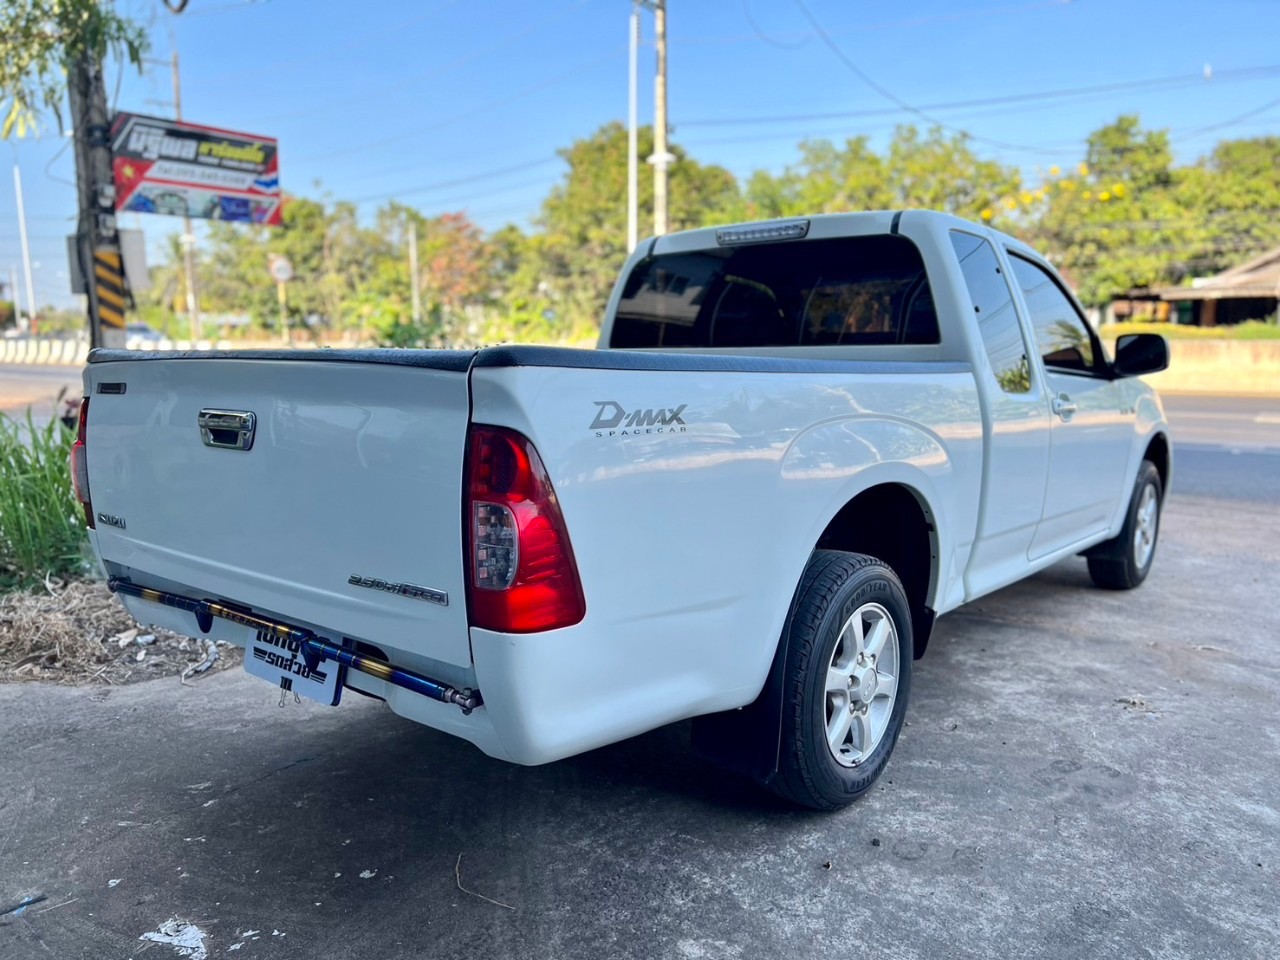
<box><xmin>627</xmin><ymin>3</ymin><xmax>640</xmax><ymax>253</ymax></box>
<box><xmin>13</xmin><ymin>165</ymin><xmax>38</xmax><ymax>331</ymax></box>
<box><xmin>651</xmin><ymin>0</ymin><xmax>670</xmax><ymax>237</ymax></box>
<box><xmin>171</xmin><ymin>50</ymin><xmax>202</xmax><ymax>343</ymax></box>
<box><xmin>408</xmin><ymin>222</ymin><xmax>422</xmax><ymax>326</ymax></box>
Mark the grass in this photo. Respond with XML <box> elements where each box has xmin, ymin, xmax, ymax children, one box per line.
<box><xmin>0</xmin><ymin>406</ymin><xmax>88</xmax><ymax>590</ymax></box>
<box><xmin>1103</xmin><ymin>320</ymin><xmax>1280</xmax><ymax>340</ymax></box>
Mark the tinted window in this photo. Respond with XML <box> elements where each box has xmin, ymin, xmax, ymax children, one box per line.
<box><xmin>610</xmin><ymin>235</ymin><xmax>939</xmax><ymax>349</ymax></box>
<box><xmin>949</xmin><ymin>231</ymin><xmax>1030</xmax><ymax>394</ymax></box>
<box><xmin>1009</xmin><ymin>255</ymin><xmax>1096</xmax><ymax>373</ymax></box>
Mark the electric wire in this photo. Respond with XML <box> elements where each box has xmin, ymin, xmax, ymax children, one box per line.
<box><xmin>792</xmin><ymin>0</ymin><xmax>1096</xmax><ymax>156</ymax></box>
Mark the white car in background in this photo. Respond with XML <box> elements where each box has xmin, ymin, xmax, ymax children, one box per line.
<box><xmin>125</xmin><ymin>323</ymin><xmax>164</xmax><ymax>348</ymax></box>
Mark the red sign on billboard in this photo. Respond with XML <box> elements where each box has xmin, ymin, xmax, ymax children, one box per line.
<box><xmin>110</xmin><ymin>112</ymin><xmax>282</xmax><ymax>226</ymax></box>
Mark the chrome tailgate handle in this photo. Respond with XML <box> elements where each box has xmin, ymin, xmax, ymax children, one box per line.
<box><xmin>198</xmin><ymin>409</ymin><xmax>257</xmax><ymax>451</ymax></box>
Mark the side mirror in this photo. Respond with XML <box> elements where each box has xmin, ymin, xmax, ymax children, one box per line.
<box><xmin>1112</xmin><ymin>333</ymin><xmax>1169</xmax><ymax>377</ymax></box>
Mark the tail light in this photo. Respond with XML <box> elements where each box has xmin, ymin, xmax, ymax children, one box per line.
<box><xmin>465</xmin><ymin>425</ymin><xmax>585</xmax><ymax>633</ymax></box>
<box><xmin>70</xmin><ymin>397</ymin><xmax>94</xmax><ymax>529</ymax></box>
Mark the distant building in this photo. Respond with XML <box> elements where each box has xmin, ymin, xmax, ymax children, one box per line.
<box><xmin>1111</xmin><ymin>245</ymin><xmax>1280</xmax><ymax>327</ymax></box>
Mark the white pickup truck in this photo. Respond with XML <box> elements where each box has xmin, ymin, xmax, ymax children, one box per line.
<box><xmin>75</xmin><ymin>211</ymin><xmax>1171</xmax><ymax>810</ymax></box>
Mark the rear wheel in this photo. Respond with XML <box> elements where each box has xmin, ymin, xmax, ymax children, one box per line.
<box><xmin>1087</xmin><ymin>461</ymin><xmax>1163</xmax><ymax>590</ymax></box>
<box><xmin>769</xmin><ymin>551</ymin><xmax>912</xmax><ymax>811</ymax></box>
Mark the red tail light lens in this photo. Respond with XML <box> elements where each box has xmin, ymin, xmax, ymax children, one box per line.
<box><xmin>465</xmin><ymin>425</ymin><xmax>585</xmax><ymax>633</ymax></box>
<box><xmin>70</xmin><ymin>397</ymin><xmax>94</xmax><ymax>529</ymax></box>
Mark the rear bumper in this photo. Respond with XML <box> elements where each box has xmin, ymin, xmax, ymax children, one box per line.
<box><xmin>112</xmin><ymin>582</ymin><xmax>513</xmax><ymax>763</ymax></box>
<box><xmin>111</xmin><ymin>580</ymin><xmax>755</xmax><ymax>768</ymax></box>
<box><xmin>468</xmin><ymin>625</ymin><xmax>760</xmax><ymax>766</ymax></box>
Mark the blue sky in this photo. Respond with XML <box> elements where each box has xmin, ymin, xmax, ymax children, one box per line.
<box><xmin>4</xmin><ymin>0</ymin><xmax>1280</xmax><ymax>308</ymax></box>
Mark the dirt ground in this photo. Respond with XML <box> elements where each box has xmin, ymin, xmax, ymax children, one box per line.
<box><xmin>0</xmin><ymin>578</ymin><xmax>241</xmax><ymax>685</ymax></box>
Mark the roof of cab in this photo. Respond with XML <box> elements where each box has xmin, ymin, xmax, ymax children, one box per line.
<box><xmin>644</xmin><ymin>209</ymin><xmax>1052</xmax><ymax>275</ymax></box>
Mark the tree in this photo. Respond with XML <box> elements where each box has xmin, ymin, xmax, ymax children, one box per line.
<box><xmin>533</xmin><ymin>122</ymin><xmax>742</xmax><ymax>334</ymax></box>
<box><xmin>746</xmin><ymin>126</ymin><xmax>1021</xmax><ymax>225</ymax></box>
<box><xmin>1026</xmin><ymin>116</ymin><xmax>1191</xmax><ymax>305</ymax></box>
<box><xmin>1</xmin><ymin>0</ymin><xmax>147</xmax><ymax>137</ymax></box>
<box><xmin>1176</xmin><ymin>137</ymin><xmax>1280</xmax><ymax>277</ymax></box>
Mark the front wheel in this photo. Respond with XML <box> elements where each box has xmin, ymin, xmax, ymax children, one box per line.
<box><xmin>768</xmin><ymin>551</ymin><xmax>913</xmax><ymax>811</ymax></box>
<box><xmin>1087</xmin><ymin>460</ymin><xmax>1163</xmax><ymax>590</ymax></box>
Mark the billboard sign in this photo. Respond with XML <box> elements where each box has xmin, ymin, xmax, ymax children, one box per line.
<box><xmin>111</xmin><ymin>112</ymin><xmax>282</xmax><ymax>226</ymax></box>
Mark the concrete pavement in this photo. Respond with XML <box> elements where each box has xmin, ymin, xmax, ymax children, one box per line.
<box><xmin>1</xmin><ymin>378</ymin><xmax>1278</xmax><ymax>958</ymax></box>
<box><xmin>2</xmin><ymin>416</ymin><xmax>1279</xmax><ymax>958</ymax></box>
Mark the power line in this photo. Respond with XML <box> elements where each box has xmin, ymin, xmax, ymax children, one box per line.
<box><xmin>676</xmin><ymin>0</ymin><xmax>1073</xmax><ymax>47</ymax></box>
<box><xmin>676</xmin><ymin>64</ymin><xmax>1280</xmax><ymax>128</ymax></box>
<box><xmin>1172</xmin><ymin>96</ymin><xmax>1280</xmax><ymax>143</ymax></box>
<box><xmin>350</xmin><ymin>159</ymin><xmax>561</xmax><ymax>205</ymax></box>
<box><xmin>741</xmin><ymin>0</ymin><xmax>810</xmax><ymax>50</ymax></box>
<box><xmin>792</xmin><ymin>0</ymin><xmax>1114</xmax><ymax>157</ymax></box>
<box><xmin>177</xmin><ymin>0</ymin><xmax>280</xmax><ymax>17</ymax></box>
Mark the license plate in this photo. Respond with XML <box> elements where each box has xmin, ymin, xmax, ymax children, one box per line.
<box><xmin>243</xmin><ymin>627</ymin><xmax>342</xmax><ymax>706</ymax></box>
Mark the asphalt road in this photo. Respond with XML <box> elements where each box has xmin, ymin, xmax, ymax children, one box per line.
<box><xmin>1</xmin><ymin>376</ymin><xmax>1278</xmax><ymax>959</ymax></box>
<box><xmin>0</xmin><ymin>363</ymin><xmax>84</xmax><ymax>417</ymax></box>
<box><xmin>1161</xmin><ymin>395</ymin><xmax>1280</xmax><ymax>504</ymax></box>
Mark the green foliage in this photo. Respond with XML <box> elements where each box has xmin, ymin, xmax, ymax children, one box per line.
<box><xmin>1103</xmin><ymin>320</ymin><xmax>1280</xmax><ymax>340</ymax></box>
<box><xmin>0</xmin><ymin>407</ymin><xmax>86</xmax><ymax>589</ymax></box>
<box><xmin>135</xmin><ymin>118</ymin><xmax>1280</xmax><ymax>344</ymax></box>
<box><xmin>29</xmin><ymin>306</ymin><xmax>83</xmax><ymax>335</ymax></box>
<box><xmin>530</xmin><ymin>122</ymin><xmax>742</xmax><ymax>333</ymax></box>
<box><xmin>1</xmin><ymin>0</ymin><xmax>148</xmax><ymax>137</ymax></box>
<box><xmin>1026</xmin><ymin>118</ymin><xmax>1280</xmax><ymax>306</ymax></box>
<box><xmin>996</xmin><ymin>356</ymin><xmax>1032</xmax><ymax>394</ymax></box>
<box><xmin>746</xmin><ymin>126</ymin><xmax>1021</xmax><ymax>225</ymax></box>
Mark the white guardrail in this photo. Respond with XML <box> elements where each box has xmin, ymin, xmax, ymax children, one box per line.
<box><xmin>0</xmin><ymin>339</ymin><xmax>238</xmax><ymax>365</ymax></box>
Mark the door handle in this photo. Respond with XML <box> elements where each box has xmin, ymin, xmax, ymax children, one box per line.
<box><xmin>1051</xmin><ymin>394</ymin><xmax>1078</xmax><ymax>420</ymax></box>
<box><xmin>199</xmin><ymin>409</ymin><xmax>256</xmax><ymax>451</ymax></box>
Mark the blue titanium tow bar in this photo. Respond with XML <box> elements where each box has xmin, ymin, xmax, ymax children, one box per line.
<box><xmin>108</xmin><ymin>579</ymin><xmax>482</xmax><ymax>714</ymax></box>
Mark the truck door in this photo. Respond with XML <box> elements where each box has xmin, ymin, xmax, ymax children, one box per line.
<box><xmin>1005</xmin><ymin>253</ymin><xmax>1131</xmax><ymax>560</ymax></box>
<box><xmin>949</xmin><ymin>231</ymin><xmax>1053</xmax><ymax>599</ymax></box>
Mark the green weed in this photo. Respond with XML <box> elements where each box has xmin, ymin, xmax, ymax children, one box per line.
<box><xmin>0</xmin><ymin>405</ymin><xmax>88</xmax><ymax>590</ymax></box>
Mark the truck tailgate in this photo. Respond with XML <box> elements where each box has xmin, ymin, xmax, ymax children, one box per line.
<box><xmin>84</xmin><ymin>353</ymin><xmax>475</xmax><ymax>670</ymax></box>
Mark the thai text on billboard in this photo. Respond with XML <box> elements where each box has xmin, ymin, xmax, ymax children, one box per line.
<box><xmin>111</xmin><ymin>112</ymin><xmax>281</xmax><ymax>226</ymax></box>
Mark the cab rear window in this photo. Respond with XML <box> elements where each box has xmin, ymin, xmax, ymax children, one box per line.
<box><xmin>610</xmin><ymin>235</ymin><xmax>939</xmax><ymax>349</ymax></box>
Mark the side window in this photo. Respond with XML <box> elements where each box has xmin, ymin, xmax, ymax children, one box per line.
<box><xmin>1008</xmin><ymin>255</ymin><xmax>1097</xmax><ymax>374</ymax></box>
<box><xmin>949</xmin><ymin>231</ymin><xmax>1030</xmax><ymax>394</ymax></box>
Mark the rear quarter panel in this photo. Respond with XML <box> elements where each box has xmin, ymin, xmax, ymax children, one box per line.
<box><xmin>468</xmin><ymin>360</ymin><xmax>981</xmax><ymax>763</ymax></box>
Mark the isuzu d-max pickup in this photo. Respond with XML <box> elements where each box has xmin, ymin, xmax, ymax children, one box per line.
<box><xmin>75</xmin><ymin>211</ymin><xmax>1171</xmax><ymax>809</ymax></box>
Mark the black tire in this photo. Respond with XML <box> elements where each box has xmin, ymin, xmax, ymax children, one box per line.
<box><xmin>1087</xmin><ymin>460</ymin><xmax>1163</xmax><ymax>590</ymax></box>
<box><xmin>768</xmin><ymin>550</ymin><xmax>913</xmax><ymax>811</ymax></box>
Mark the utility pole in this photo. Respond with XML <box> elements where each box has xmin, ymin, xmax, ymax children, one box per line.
<box><xmin>626</xmin><ymin>3</ymin><xmax>640</xmax><ymax>253</ymax></box>
<box><xmin>408</xmin><ymin>222</ymin><xmax>422</xmax><ymax>325</ymax></box>
<box><xmin>171</xmin><ymin>50</ymin><xmax>201</xmax><ymax>342</ymax></box>
<box><xmin>7</xmin><ymin>266</ymin><xmax>20</xmax><ymax>327</ymax></box>
<box><xmin>12</xmin><ymin>165</ymin><xmax>37</xmax><ymax>331</ymax></box>
<box><xmin>68</xmin><ymin>50</ymin><xmax>127</xmax><ymax>349</ymax></box>
<box><xmin>650</xmin><ymin>0</ymin><xmax>671</xmax><ymax>237</ymax></box>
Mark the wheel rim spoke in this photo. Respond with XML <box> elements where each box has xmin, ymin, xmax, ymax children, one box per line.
<box><xmin>841</xmin><ymin>613</ymin><xmax>866</xmax><ymax>659</ymax></box>
<box><xmin>1133</xmin><ymin>483</ymin><xmax>1159</xmax><ymax>568</ymax></box>
<box><xmin>826</xmin><ymin>665</ymin><xmax>850</xmax><ymax>697</ymax></box>
<box><xmin>827</xmin><ymin>704</ymin><xmax>854</xmax><ymax>754</ymax></box>
<box><xmin>851</xmin><ymin>710</ymin><xmax>874</xmax><ymax>754</ymax></box>
<box><xmin>824</xmin><ymin>601</ymin><xmax>900</xmax><ymax>768</ymax></box>
<box><xmin>863</xmin><ymin>617</ymin><xmax>890</xmax><ymax>660</ymax></box>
